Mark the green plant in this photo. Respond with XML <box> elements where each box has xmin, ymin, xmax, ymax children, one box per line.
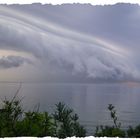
<box><xmin>0</xmin><ymin>85</ymin><xmax>23</xmax><ymax>137</ymax></box>
<box><xmin>95</xmin><ymin>104</ymin><xmax>125</xmax><ymax>137</ymax></box>
<box><xmin>0</xmin><ymin>96</ymin><xmax>23</xmax><ymax>137</ymax></box>
<box><xmin>19</xmin><ymin>111</ymin><xmax>53</xmax><ymax>137</ymax></box>
<box><xmin>108</xmin><ymin>104</ymin><xmax>121</xmax><ymax>128</ymax></box>
<box><xmin>127</xmin><ymin>125</ymin><xmax>140</xmax><ymax>138</ymax></box>
<box><xmin>0</xmin><ymin>93</ymin><xmax>86</xmax><ymax>138</ymax></box>
<box><xmin>52</xmin><ymin>102</ymin><xmax>86</xmax><ymax>138</ymax></box>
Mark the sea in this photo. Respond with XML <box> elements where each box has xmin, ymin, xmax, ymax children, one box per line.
<box><xmin>0</xmin><ymin>82</ymin><xmax>140</xmax><ymax>135</ymax></box>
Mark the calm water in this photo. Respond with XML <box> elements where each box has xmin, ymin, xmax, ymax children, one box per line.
<box><xmin>0</xmin><ymin>82</ymin><xmax>140</xmax><ymax>135</ymax></box>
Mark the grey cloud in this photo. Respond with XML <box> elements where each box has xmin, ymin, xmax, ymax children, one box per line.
<box><xmin>0</xmin><ymin>18</ymin><xmax>45</xmax><ymax>58</ymax></box>
<box><xmin>0</xmin><ymin>4</ymin><xmax>139</xmax><ymax>82</ymax></box>
<box><xmin>0</xmin><ymin>56</ymin><xmax>32</xmax><ymax>69</ymax></box>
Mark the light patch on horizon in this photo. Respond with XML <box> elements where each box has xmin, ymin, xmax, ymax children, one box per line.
<box><xmin>0</xmin><ymin>50</ymin><xmax>34</xmax><ymax>58</ymax></box>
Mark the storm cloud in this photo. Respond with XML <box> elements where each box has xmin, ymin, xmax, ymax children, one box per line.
<box><xmin>0</xmin><ymin>3</ymin><xmax>139</xmax><ymax>82</ymax></box>
<box><xmin>0</xmin><ymin>55</ymin><xmax>31</xmax><ymax>69</ymax></box>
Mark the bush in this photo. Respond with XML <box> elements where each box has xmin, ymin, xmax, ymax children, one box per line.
<box><xmin>17</xmin><ymin>111</ymin><xmax>54</xmax><ymax>137</ymax></box>
<box><xmin>95</xmin><ymin>125</ymin><xmax>125</xmax><ymax>137</ymax></box>
<box><xmin>95</xmin><ymin>104</ymin><xmax>125</xmax><ymax>137</ymax></box>
<box><xmin>53</xmin><ymin>102</ymin><xmax>86</xmax><ymax>138</ymax></box>
<box><xmin>0</xmin><ymin>96</ymin><xmax>23</xmax><ymax>137</ymax></box>
<box><xmin>127</xmin><ymin>125</ymin><xmax>140</xmax><ymax>138</ymax></box>
<box><xmin>0</xmin><ymin>94</ymin><xmax>86</xmax><ymax>138</ymax></box>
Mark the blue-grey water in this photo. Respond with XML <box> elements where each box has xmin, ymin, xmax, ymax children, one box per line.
<box><xmin>0</xmin><ymin>82</ymin><xmax>140</xmax><ymax>135</ymax></box>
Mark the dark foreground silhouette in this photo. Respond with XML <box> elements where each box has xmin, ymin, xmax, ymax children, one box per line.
<box><xmin>0</xmin><ymin>94</ymin><xmax>140</xmax><ymax>138</ymax></box>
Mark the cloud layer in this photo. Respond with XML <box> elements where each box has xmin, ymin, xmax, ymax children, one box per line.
<box><xmin>0</xmin><ymin>56</ymin><xmax>31</xmax><ymax>69</ymax></box>
<box><xmin>0</xmin><ymin>4</ymin><xmax>139</xmax><ymax>82</ymax></box>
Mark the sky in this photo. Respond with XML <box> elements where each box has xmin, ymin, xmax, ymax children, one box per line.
<box><xmin>0</xmin><ymin>3</ymin><xmax>140</xmax><ymax>83</ymax></box>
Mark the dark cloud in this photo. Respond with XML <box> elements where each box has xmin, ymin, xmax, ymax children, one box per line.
<box><xmin>0</xmin><ymin>56</ymin><xmax>32</xmax><ymax>69</ymax></box>
<box><xmin>0</xmin><ymin>4</ymin><xmax>139</xmax><ymax>82</ymax></box>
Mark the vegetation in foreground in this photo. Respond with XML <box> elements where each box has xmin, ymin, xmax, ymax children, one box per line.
<box><xmin>95</xmin><ymin>104</ymin><xmax>125</xmax><ymax>137</ymax></box>
<box><xmin>0</xmin><ymin>94</ymin><xmax>86</xmax><ymax>138</ymax></box>
<box><xmin>0</xmin><ymin>94</ymin><xmax>140</xmax><ymax>138</ymax></box>
<box><xmin>95</xmin><ymin>104</ymin><xmax>140</xmax><ymax>138</ymax></box>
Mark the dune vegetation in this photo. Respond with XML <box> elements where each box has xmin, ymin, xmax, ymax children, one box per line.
<box><xmin>0</xmin><ymin>93</ymin><xmax>140</xmax><ymax>138</ymax></box>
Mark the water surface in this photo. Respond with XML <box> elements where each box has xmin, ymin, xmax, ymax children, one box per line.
<box><xmin>0</xmin><ymin>82</ymin><xmax>140</xmax><ymax>135</ymax></box>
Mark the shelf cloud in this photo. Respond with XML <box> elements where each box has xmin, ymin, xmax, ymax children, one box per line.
<box><xmin>0</xmin><ymin>3</ymin><xmax>139</xmax><ymax>82</ymax></box>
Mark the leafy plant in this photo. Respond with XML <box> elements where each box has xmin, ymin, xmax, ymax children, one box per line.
<box><xmin>108</xmin><ymin>104</ymin><xmax>121</xmax><ymax>129</ymax></box>
<box><xmin>52</xmin><ymin>102</ymin><xmax>86</xmax><ymax>138</ymax></box>
<box><xmin>95</xmin><ymin>104</ymin><xmax>125</xmax><ymax>137</ymax></box>
<box><xmin>0</xmin><ymin>86</ymin><xmax>23</xmax><ymax>137</ymax></box>
<box><xmin>127</xmin><ymin>125</ymin><xmax>140</xmax><ymax>138</ymax></box>
<box><xmin>0</xmin><ymin>92</ymin><xmax>86</xmax><ymax>138</ymax></box>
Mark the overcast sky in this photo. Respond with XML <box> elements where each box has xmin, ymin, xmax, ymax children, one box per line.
<box><xmin>0</xmin><ymin>3</ymin><xmax>140</xmax><ymax>83</ymax></box>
